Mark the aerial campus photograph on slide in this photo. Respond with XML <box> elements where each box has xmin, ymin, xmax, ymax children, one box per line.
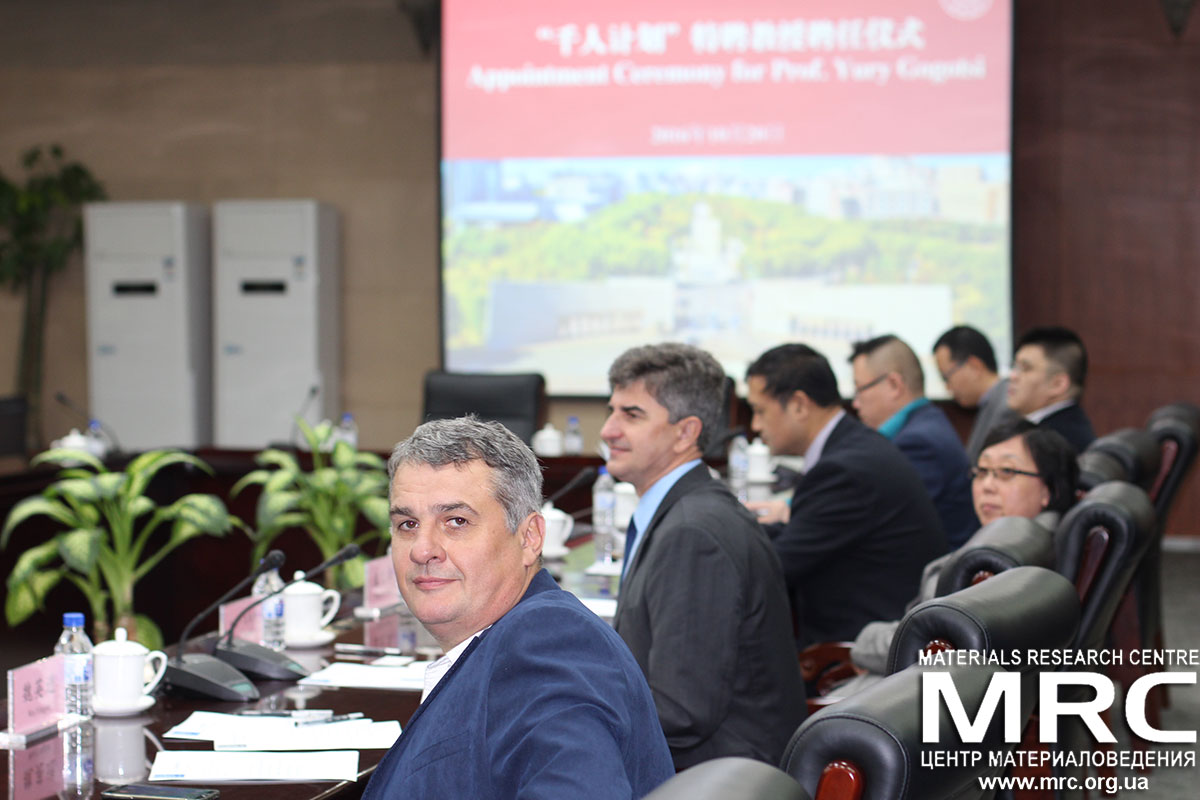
<box><xmin>440</xmin><ymin>0</ymin><xmax>1011</xmax><ymax>396</ymax></box>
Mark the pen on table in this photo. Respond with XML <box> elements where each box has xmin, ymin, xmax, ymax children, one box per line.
<box><xmin>296</xmin><ymin>711</ymin><xmax>365</xmax><ymax>726</ymax></box>
<box><xmin>235</xmin><ymin>709</ymin><xmax>332</xmax><ymax>717</ymax></box>
<box><xmin>334</xmin><ymin>643</ymin><xmax>404</xmax><ymax>656</ymax></box>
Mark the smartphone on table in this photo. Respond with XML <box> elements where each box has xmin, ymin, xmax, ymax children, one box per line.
<box><xmin>100</xmin><ymin>785</ymin><xmax>220</xmax><ymax>800</ymax></box>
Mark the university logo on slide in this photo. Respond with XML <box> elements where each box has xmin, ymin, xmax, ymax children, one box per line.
<box><xmin>940</xmin><ymin>0</ymin><xmax>994</xmax><ymax>21</ymax></box>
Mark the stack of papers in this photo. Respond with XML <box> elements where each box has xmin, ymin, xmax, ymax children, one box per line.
<box><xmin>300</xmin><ymin>660</ymin><xmax>428</xmax><ymax>691</ymax></box>
<box><xmin>152</xmin><ymin>710</ymin><xmax>403</xmax><ymax>783</ymax></box>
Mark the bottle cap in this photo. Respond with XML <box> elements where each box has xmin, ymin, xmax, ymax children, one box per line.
<box><xmin>341</xmin><ymin>412</ymin><xmax>354</xmax><ymax>423</ymax></box>
<box><xmin>63</xmin><ymin>612</ymin><xmax>85</xmax><ymax>627</ymax></box>
<box><xmin>598</xmin><ymin>466</ymin><xmax>608</xmax><ymax>476</ymax></box>
<box><xmin>568</xmin><ymin>415</ymin><xmax>579</xmax><ymax>424</ymax></box>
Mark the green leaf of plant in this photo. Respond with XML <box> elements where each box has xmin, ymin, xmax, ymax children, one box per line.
<box><xmin>331</xmin><ymin>440</ymin><xmax>356</xmax><ymax>470</ymax></box>
<box><xmin>255</xmin><ymin>449</ymin><xmax>301</xmax><ymax>474</ymax></box>
<box><xmin>264</xmin><ymin>468</ymin><xmax>299</xmax><ymax>494</ymax></box>
<box><xmin>5</xmin><ymin>569</ymin><xmax>62</xmax><ymax>626</ymax></box>
<box><xmin>132</xmin><ymin>614</ymin><xmax>164</xmax><ymax>650</ymax></box>
<box><xmin>354</xmin><ymin>451</ymin><xmax>388</xmax><ymax>470</ymax></box>
<box><xmin>58</xmin><ymin>528</ymin><xmax>103</xmax><ymax>574</ymax></box>
<box><xmin>230</xmin><ymin>468</ymin><xmax>272</xmax><ymax>496</ymax></box>
<box><xmin>47</xmin><ymin>478</ymin><xmax>99</xmax><ymax>505</ymax></box>
<box><xmin>2</xmin><ymin>496</ymin><xmax>79</xmax><ymax>548</ymax></box>
<box><xmin>127</xmin><ymin>495</ymin><xmax>155</xmax><ymax>522</ymax></box>
<box><xmin>8</xmin><ymin>539</ymin><xmax>60</xmax><ymax>585</ymax></box>
<box><xmin>309</xmin><ymin>468</ymin><xmax>339</xmax><ymax>493</ymax></box>
<box><xmin>30</xmin><ymin>448</ymin><xmax>106</xmax><ymax>472</ymax></box>
<box><xmin>123</xmin><ymin>450</ymin><xmax>213</xmax><ymax>499</ymax></box>
<box><xmin>256</xmin><ymin>490</ymin><xmax>301</xmax><ymax>532</ymax></box>
<box><xmin>91</xmin><ymin>472</ymin><xmax>127</xmax><ymax>500</ymax></box>
<box><xmin>170</xmin><ymin>494</ymin><xmax>234</xmax><ymax>534</ymax></box>
<box><xmin>358</xmin><ymin>495</ymin><xmax>391</xmax><ymax>530</ymax></box>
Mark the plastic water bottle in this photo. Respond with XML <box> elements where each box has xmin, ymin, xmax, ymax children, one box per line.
<box><xmin>335</xmin><ymin>412</ymin><xmax>358</xmax><ymax>449</ymax></box>
<box><xmin>54</xmin><ymin>612</ymin><xmax>93</xmax><ymax>717</ymax></box>
<box><xmin>563</xmin><ymin>415</ymin><xmax>584</xmax><ymax>455</ymax></box>
<box><xmin>592</xmin><ymin>467</ymin><xmax>616</xmax><ymax>564</ymax></box>
<box><xmin>727</xmin><ymin>434</ymin><xmax>750</xmax><ymax>500</ymax></box>
<box><xmin>252</xmin><ymin>568</ymin><xmax>287</xmax><ymax>651</ymax></box>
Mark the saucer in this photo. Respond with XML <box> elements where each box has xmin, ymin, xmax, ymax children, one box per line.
<box><xmin>285</xmin><ymin>629</ymin><xmax>336</xmax><ymax>649</ymax></box>
<box><xmin>541</xmin><ymin>543</ymin><xmax>570</xmax><ymax>559</ymax></box>
<box><xmin>93</xmin><ymin>693</ymin><xmax>155</xmax><ymax>717</ymax></box>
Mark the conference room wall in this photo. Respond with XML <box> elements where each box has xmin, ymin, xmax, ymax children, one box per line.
<box><xmin>0</xmin><ymin>1</ymin><xmax>1198</xmax><ymax>535</ymax></box>
<box><xmin>0</xmin><ymin>0</ymin><xmax>440</xmax><ymax>454</ymax></box>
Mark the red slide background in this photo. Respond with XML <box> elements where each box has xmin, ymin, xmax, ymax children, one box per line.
<box><xmin>443</xmin><ymin>0</ymin><xmax>1010</xmax><ymax>159</ymax></box>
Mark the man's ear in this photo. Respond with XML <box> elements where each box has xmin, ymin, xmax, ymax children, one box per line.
<box><xmin>1048</xmin><ymin>369</ymin><xmax>1072</xmax><ymax>399</ymax></box>
<box><xmin>521</xmin><ymin>512</ymin><xmax>546</xmax><ymax>565</ymax></box>
<box><xmin>786</xmin><ymin>390</ymin><xmax>811</xmax><ymax>419</ymax></box>
<box><xmin>674</xmin><ymin>415</ymin><xmax>703</xmax><ymax>452</ymax></box>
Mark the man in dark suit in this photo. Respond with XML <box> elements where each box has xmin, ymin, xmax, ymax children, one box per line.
<box><xmin>744</xmin><ymin>343</ymin><xmax>946</xmax><ymax>648</ymax></box>
<box><xmin>364</xmin><ymin>417</ymin><xmax>673</xmax><ymax>800</ymax></box>
<box><xmin>933</xmin><ymin>325</ymin><xmax>1013</xmax><ymax>463</ymax></box>
<box><xmin>850</xmin><ymin>334</ymin><xmax>977</xmax><ymax>548</ymax></box>
<box><xmin>604</xmin><ymin>343</ymin><xmax>805</xmax><ymax>771</ymax></box>
<box><xmin>1007</xmin><ymin>325</ymin><xmax>1096</xmax><ymax>453</ymax></box>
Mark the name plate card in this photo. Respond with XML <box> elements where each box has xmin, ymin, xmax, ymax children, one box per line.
<box><xmin>5</xmin><ymin>655</ymin><xmax>64</xmax><ymax>743</ymax></box>
<box><xmin>364</xmin><ymin>555</ymin><xmax>402</xmax><ymax>610</ymax></box>
<box><xmin>218</xmin><ymin>596</ymin><xmax>263</xmax><ymax>643</ymax></box>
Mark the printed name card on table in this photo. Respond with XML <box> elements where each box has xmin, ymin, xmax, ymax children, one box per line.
<box><xmin>218</xmin><ymin>596</ymin><xmax>263</xmax><ymax>643</ymax></box>
<box><xmin>364</xmin><ymin>555</ymin><xmax>402</xmax><ymax>610</ymax></box>
<box><xmin>6</xmin><ymin>655</ymin><xmax>64</xmax><ymax>742</ymax></box>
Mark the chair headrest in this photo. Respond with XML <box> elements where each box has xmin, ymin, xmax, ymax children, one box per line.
<box><xmin>1084</xmin><ymin>429</ymin><xmax>1161</xmax><ymax>491</ymax></box>
<box><xmin>782</xmin><ymin>663</ymin><xmax>1010</xmax><ymax>800</ymax></box>
<box><xmin>1054</xmin><ymin>481</ymin><xmax>1156</xmax><ymax>650</ymax></box>
<box><xmin>1076</xmin><ymin>449</ymin><xmax>1128</xmax><ymax>491</ymax></box>
<box><xmin>1147</xmin><ymin>402</ymin><xmax>1200</xmax><ymax>438</ymax></box>
<box><xmin>891</xmin><ymin>566</ymin><xmax>1080</xmax><ymax>675</ymax></box>
<box><xmin>934</xmin><ymin>516</ymin><xmax>1056</xmax><ymax>597</ymax></box>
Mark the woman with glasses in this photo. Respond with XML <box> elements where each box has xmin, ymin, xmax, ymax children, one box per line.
<box><xmin>832</xmin><ymin>417</ymin><xmax>1078</xmax><ymax>693</ymax></box>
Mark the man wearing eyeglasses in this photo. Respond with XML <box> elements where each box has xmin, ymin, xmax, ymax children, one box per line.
<box><xmin>744</xmin><ymin>343</ymin><xmax>947</xmax><ymax>648</ymax></box>
<box><xmin>1007</xmin><ymin>326</ymin><xmax>1096</xmax><ymax>453</ymax></box>
<box><xmin>849</xmin><ymin>334</ymin><xmax>977</xmax><ymax>548</ymax></box>
<box><xmin>932</xmin><ymin>325</ymin><xmax>1011</xmax><ymax>463</ymax></box>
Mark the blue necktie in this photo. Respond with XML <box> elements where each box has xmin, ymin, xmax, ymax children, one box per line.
<box><xmin>620</xmin><ymin>519</ymin><xmax>639</xmax><ymax>583</ymax></box>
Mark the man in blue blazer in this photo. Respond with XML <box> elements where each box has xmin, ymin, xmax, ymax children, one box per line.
<box><xmin>745</xmin><ymin>344</ymin><xmax>947</xmax><ymax>648</ymax></box>
<box><xmin>363</xmin><ymin>417</ymin><xmax>673</xmax><ymax>800</ymax></box>
<box><xmin>850</xmin><ymin>334</ymin><xmax>978</xmax><ymax>548</ymax></box>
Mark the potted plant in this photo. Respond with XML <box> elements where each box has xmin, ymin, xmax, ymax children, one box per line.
<box><xmin>0</xmin><ymin>145</ymin><xmax>106</xmax><ymax>453</ymax></box>
<box><xmin>1</xmin><ymin>448</ymin><xmax>242</xmax><ymax>649</ymax></box>
<box><xmin>232</xmin><ymin>418</ymin><xmax>390</xmax><ymax>590</ymax></box>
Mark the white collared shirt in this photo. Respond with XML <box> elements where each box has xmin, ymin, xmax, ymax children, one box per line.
<box><xmin>802</xmin><ymin>409</ymin><xmax>846</xmax><ymax>472</ymax></box>
<box><xmin>421</xmin><ymin>627</ymin><xmax>490</xmax><ymax>702</ymax></box>
<box><xmin>1025</xmin><ymin>400</ymin><xmax>1074</xmax><ymax>424</ymax></box>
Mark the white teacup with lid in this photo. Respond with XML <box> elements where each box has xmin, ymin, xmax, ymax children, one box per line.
<box><xmin>283</xmin><ymin>571</ymin><xmax>341</xmax><ymax>644</ymax></box>
<box><xmin>93</xmin><ymin>627</ymin><xmax>167</xmax><ymax>715</ymax></box>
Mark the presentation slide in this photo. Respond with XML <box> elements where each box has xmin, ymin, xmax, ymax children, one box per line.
<box><xmin>440</xmin><ymin>0</ymin><xmax>1011</xmax><ymax>397</ymax></box>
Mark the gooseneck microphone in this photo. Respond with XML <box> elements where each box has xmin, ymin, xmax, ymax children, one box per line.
<box><xmin>289</xmin><ymin>384</ymin><xmax>321</xmax><ymax>449</ymax></box>
<box><xmin>544</xmin><ymin>465</ymin><xmax>598</xmax><ymax>508</ymax></box>
<box><xmin>162</xmin><ymin>550</ymin><xmax>286</xmax><ymax>702</ymax></box>
<box><xmin>54</xmin><ymin>391</ymin><xmax>124</xmax><ymax>455</ymax></box>
<box><xmin>212</xmin><ymin>544</ymin><xmax>362</xmax><ymax>680</ymax></box>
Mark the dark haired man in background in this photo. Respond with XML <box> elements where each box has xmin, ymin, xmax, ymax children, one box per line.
<box><xmin>933</xmin><ymin>324</ymin><xmax>1011</xmax><ymax>462</ymax></box>
<box><xmin>1007</xmin><ymin>325</ymin><xmax>1095</xmax><ymax>452</ymax></box>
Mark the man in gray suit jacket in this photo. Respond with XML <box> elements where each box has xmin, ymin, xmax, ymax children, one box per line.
<box><xmin>933</xmin><ymin>325</ymin><xmax>1014</xmax><ymax>463</ymax></box>
<box><xmin>604</xmin><ymin>343</ymin><xmax>806</xmax><ymax>771</ymax></box>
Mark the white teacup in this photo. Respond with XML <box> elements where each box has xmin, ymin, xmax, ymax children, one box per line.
<box><xmin>541</xmin><ymin>504</ymin><xmax>574</xmax><ymax>552</ymax></box>
<box><xmin>93</xmin><ymin>628</ymin><xmax>167</xmax><ymax>711</ymax></box>
<box><xmin>283</xmin><ymin>571</ymin><xmax>341</xmax><ymax>641</ymax></box>
<box><xmin>94</xmin><ymin>716</ymin><xmax>161</xmax><ymax>785</ymax></box>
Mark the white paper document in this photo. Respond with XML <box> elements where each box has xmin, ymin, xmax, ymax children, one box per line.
<box><xmin>300</xmin><ymin>661</ymin><xmax>428</xmax><ymax>691</ymax></box>
<box><xmin>164</xmin><ymin>711</ymin><xmax>307</xmax><ymax>741</ymax></box>
<box><xmin>149</xmin><ymin>750</ymin><xmax>360</xmax><ymax>782</ymax></box>
<box><xmin>213</xmin><ymin>719</ymin><xmax>401</xmax><ymax>751</ymax></box>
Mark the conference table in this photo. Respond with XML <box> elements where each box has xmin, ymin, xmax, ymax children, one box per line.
<box><xmin>1</xmin><ymin>543</ymin><xmax>610</xmax><ymax>800</ymax></box>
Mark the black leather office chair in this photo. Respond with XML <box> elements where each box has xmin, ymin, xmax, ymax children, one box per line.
<box><xmin>0</xmin><ymin>394</ymin><xmax>28</xmax><ymax>458</ymax></box>
<box><xmin>1082</xmin><ymin>428</ymin><xmax>1161</xmax><ymax>494</ymax></box>
<box><xmin>933</xmin><ymin>516</ymin><xmax>1057</xmax><ymax>596</ymax></box>
<box><xmin>1075</xmin><ymin>448</ymin><xmax>1126</xmax><ymax>493</ymax></box>
<box><xmin>1144</xmin><ymin>402</ymin><xmax>1200</xmax><ymax>523</ymax></box>
<box><xmin>782</xmin><ymin>662</ymin><xmax>1011</xmax><ymax>800</ymax></box>
<box><xmin>421</xmin><ymin>371</ymin><xmax>546</xmax><ymax>445</ymax></box>
<box><xmin>645</xmin><ymin>757</ymin><xmax>809</xmax><ymax>800</ymax></box>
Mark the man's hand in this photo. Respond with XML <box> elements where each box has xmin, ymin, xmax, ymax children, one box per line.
<box><xmin>744</xmin><ymin>499</ymin><xmax>790</xmax><ymax>525</ymax></box>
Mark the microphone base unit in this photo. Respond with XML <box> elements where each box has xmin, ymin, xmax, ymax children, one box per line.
<box><xmin>213</xmin><ymin>640</ymin><xmax>310</xmax><ymax>681</ymax></box>
<box><xmin>163</xmin><ymin>653</ymin><xmax>260</xmax><ymax>702</ymax></box>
